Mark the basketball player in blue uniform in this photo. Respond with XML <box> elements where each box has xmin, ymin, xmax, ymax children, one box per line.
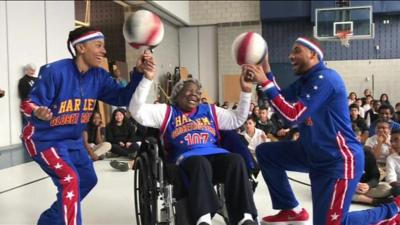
<box><xmin>244</xmin><ymin>36</ymin><xmax>400</xmax><ymax>225</ymax></box>
<box><xmin>20</xmin><ymin>27</ymin><xmax>152</xmax><ymax>225</ymax></box>
<box><xmin>129</xmin><ymin>60</ymin><xmax>257</xmax><ymax>225</ymax></box>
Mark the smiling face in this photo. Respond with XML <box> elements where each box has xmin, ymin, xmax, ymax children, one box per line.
<box><xmin>376</xmin><ymin>121</ymin><xmax>390</xmax><ymax>136</ymax></box>
<box><xmin>91</xmin><ymin>112</ymin><xmax>102</xmax><ymax>126</ymax></box>
<box><xmin>76</xmin><ymin>39</ymin><xmax>106</xmax><ymax>69</ymax></box>
<box><xmin>177</xmin><ymin>81</ymin><xmax>202</xmax><ymax>112</ymax></box>
<box><xmin>288</xmin><ymin>43</ymin><xmax>318</xmax><ymax>75</ymax></box>
<box><xmin>391</xmin><ymin>133</ymin><xmax>400</xmax><ymax>153</ymax></box>
<box><xmin>114</xmin><ymin>111</ymin><xmax>125</xmax><ymax>124</ymax></box>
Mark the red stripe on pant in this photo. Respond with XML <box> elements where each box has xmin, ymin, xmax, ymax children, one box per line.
<box><xmin>41</xmin><ymin>148</ymin><xmax>79</xmax><ymax>225</ymax></box>
<box><xmin>327</xmin><ymin>179</ymin><xmax>348</xmax><ymax>225</ymax></box>
<box><xmin>22</xmin><ymin>123</ymin><xmax>37</xmax><ymax>157</ymax></box>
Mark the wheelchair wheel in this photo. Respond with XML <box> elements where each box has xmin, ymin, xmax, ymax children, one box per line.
<box><xmin>216</xmin><ymin>184</ymin><xmax>230</xmax><ymax>225</ymax></box>
<box><xmin>134</xmin><ymin>154</ymin><xmax>158</xmax><ymax>225</ymax></box>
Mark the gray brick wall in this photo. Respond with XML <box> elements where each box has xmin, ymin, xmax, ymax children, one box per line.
<box><xmin>190</xmin><ymin>1</ymin><xmax>260</xmax><ymax>25</ymax></box>
<box><xmin>217</xmin><ymin>22</ymin><xmax>262</xmax><ymax>102</ymax></box>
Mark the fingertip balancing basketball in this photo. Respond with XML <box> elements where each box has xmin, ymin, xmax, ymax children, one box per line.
<box><xmin>123</xmin><ymin>10</ymin><xmax>164</xmax><ymax>50</ymax></box>
<box><xmin>231</xmin><ymin>32</ymin><xmax>268</xmax><ymax>66</ymax></box>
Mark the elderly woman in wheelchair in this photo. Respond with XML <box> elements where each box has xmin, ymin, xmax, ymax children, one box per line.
<box><xmin>129</xmin><ymin>54</ymin><xmax>258</xmax><ymax>225</ymax></box>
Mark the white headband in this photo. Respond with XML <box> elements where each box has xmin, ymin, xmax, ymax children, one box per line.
<box><xmin>295</xmin><ymin>37</ymin><xmax>324</xmax><ymax>60</ymax></box>
<box><xmin>71</xmin><ymin>31</ymin><xmax>104</xmax><ymax>46</ymax></box>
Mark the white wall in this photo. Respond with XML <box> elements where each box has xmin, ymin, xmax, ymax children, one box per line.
<box><xmin>0</xmin><ymin>1</ymin><xmax>74</xmax><ymax>148</ymax></box>
<box><xmin>189</xmin><ymin>1</ymin><xmax>260</xmax><ymax>25</ymax></box>
<box><xmin>179</xmin><ymin>27</ymin><xmax>199</xmax><ymax>78</ymax></box>
<box><xmin>179</xmin><ymin>26</ymin><xmax>218</xmax><ymax>102</ymax></box>
<box><xmin>0</xmin><ymin>1</ymin><xmax>10</xmax><ymax>147</ymax></box>
<box><xmin>326</xmin><ymin>59</ymin><xmax>400</xmax><ymax>104</ymax></box>
<box><xmin>151</xmin><ymin>1</ymin><xmax>190</xmax><ymax>25</ymax></box>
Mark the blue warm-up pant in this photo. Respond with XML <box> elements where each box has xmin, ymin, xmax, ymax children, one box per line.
<box><xmin>28</xmin><ymin>141</ymin><xmax>97</xmax><ymax>225</ymax></box>
<box><xmin>256</xmin><ymin>140</ymin><xmax>400</xmax><ymax>225</ymax></box>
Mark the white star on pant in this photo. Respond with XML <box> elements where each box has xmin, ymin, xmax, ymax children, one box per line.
<box><xmin>331</xmin><ymin>213</ymin><xmax>339</xmax><ymax>221</ymax></box>
<box><xmin>64</xmin><ymin>174</ymin><xmax>73</xmax><ymax>183</ymax></box>
<box><xmin>66</xmin><ymin>191</ymin><xmax>74</xmax><ymax>200</ymax></box>
<box><xmin>54</xmin><ymin>163</ymin><xmax>63</xmax><ymax>170</ymax></box>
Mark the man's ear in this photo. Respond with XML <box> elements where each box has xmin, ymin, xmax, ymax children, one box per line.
<box><xmin>75</xmin><ymin>43</ymin><xmax>86</xmax><ymax>54</ymax></box>
<box><xmin>310</xmin><ymin>50</ymin><xmax>318</xmax><ymax>60</ymax></box>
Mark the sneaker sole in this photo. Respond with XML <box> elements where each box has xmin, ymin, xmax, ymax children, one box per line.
<box><xmin>260</xmin><ymin>221</ymin><xmax>310</xmax><ymax>225</ymax></box>
<box><xmin>110</xmin><ymin>160</ymin><xmax>129</xmax><ymax>172</ymax></box>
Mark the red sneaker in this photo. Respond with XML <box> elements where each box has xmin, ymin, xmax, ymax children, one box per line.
<box><xmin>261</xmin><ymin>208</ymin><xmax>310</xmax><ymax>225</ymax></box>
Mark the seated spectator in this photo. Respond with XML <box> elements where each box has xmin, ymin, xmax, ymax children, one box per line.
<box><xmin>365</xmin><ymin>99</ymin><xmax>381</xmax><ymax>128</ymax></box>
<box><xmin>232</xmin><ymin>102</ymin><xmax>239</xmax><ymax>110</ymax></box>
<box><xmin>240</xmin><ymin>116</ymin><xmax>270</xmax><ymax>156</ymax></box>
<box><xmin>380</xmin><ymin>93</ymin><xmax>391</xmax><ymax>107</ymax></box>
<box><xmin>221</xmin><ymin>101</ymin><xmax>229</xmax><ymax>109</ymax></box>
<box><xmin>106</xmin><ymin>108</ymin><xmax>139</xmax><ymax>158</ymax></box>
<box><xmin>395</xmin><ymin>102</ymin><xmax>400</xmax><ymax>123</ymax></box>
<box><xmin>129</xmin><ymin>63</ymin><xmax>258</xmax><ymax>225</ymax></box>
<box><xmin>109</xmin><ymin>61</ymin><xmax>127</xmax><ymax>87</ymax></box>
<box><xmin>287</xmin><ymin>127</ymin><xmax>300</xmax><ymax>141</ymax></box>
<box><xmin>352</xmin><ymin>147</ymin><xmax>392</xmax><ymax>206</ymax></box>
<box><xmin>270</xmin><ymin>112</ymin><xmax>290</xmax><ymax>140</ymax></box>
<box><xmin>369</xmin><ymin>104</ymin><xmax>400</xmax><ymax>137</ymax></box>
<box><xmin>355</xmin><ymin>98</ymin><xmax>365</xmax><ymax>118</ymax></box>
<box><xmin>251</xmin><ymin>105</ymin><xmax>260</xmax><ymax>119</ymax></box>
<box><xmin>349</xmin><ymin>103</ymin><xmax>368</xmax><ymax>142</ymax></box>
<box><xmin>18</xmin><ymin>63</ymin><xmax>37</xmax><ymax>100</ymax></box>
<box><xmin>348</xmin><ymin>91</ymin><xmax>357</xmax><ymax>105</ymax></box>
<box><xmin>365</xmin><ymin>120</ymin><xmax>392</xmax><ymax>166</ymax></box>
<box><xmin>362</xmin><ymin>94</ymin><xmax>373</xmax><ymax>115</ymax></box>
<box><xmin>360</xmin><ymin>88</ymin><xmax>372</xmax><ymax>105</ymax></box>
<box><xmin>83</xmin><ymin>111</ymin><xmax>111</xmax><ymax>161</ymax></box>
<box><xmin>386</xmin><ymin>129</ymin><xmax>400</xmax><ymax>197</ymax></box>
<box><xmin>256</xmin><ymin>106</ymin><xmax>277</xmax><ymax>140</ymax></box>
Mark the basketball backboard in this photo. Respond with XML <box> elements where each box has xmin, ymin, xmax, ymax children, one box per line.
<box><xmin>313</xmin><ymin>5</ymin><xmax>374</xmax><ymax>41</ymax></box>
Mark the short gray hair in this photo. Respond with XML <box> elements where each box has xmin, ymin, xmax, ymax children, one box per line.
<box><xmin>23</xmin><ymin>63</ymin><xmax>36</xmax><ymax>72</ymax></box>
<box><xmin>170</xmin><ymin>78</ymin><xmax>202</xmax><ymax>105</ymax></box>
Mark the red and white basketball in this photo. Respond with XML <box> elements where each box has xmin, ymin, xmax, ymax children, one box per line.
<box><xmin>231</xmin><ymin>32</ymin><xmax>268</xmax><ymax>65</ymax></box>
<box><xmin>123</xmin><ymin>10</ymin><xmax>164</xmax><ymax>49</ymax></box>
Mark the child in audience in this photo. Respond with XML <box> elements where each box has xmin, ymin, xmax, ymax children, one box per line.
<box><xmin>106</xmin><ymin>108</ymin><xmax>139</xmax><ymax>158</ymax></box>
<box><xmin>83</xmin><ymin>111</ymin><xmax>111</xmax><ymax>161</ymax></box>
<box><xmin>386</xmin><ymin>129</ymin><xmax>400</xmax><ymax>197</ymax></box>
<box><xmin>241</xmin><ymin>116</ymin><xmax>270</xmax><ymax>156</ymax></box>
<box><xmin>365</xmin><ymin>120</ymin><xmax>392</xmax><ymax>166</ymax></box>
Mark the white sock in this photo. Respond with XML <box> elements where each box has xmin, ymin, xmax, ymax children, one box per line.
<box><xmin>238</xmin><ymin>213</ymin><xmax>253</xmax><ymax>225</ymax></box>
<box><xmin>291</xmin><ymin>205</ymin><xmax>302</xmax><ymax>213</ymax></box>
<box><xmin>196</xmin><ymin>213</ymin><xmax>212</xmax><ymax>225</ymax></box>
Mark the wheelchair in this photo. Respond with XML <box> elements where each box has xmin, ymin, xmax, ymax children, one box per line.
<box><xmin>133</xmin><ymin>129</ymin><xmax>259</xmax><ymax>225</ymax></box>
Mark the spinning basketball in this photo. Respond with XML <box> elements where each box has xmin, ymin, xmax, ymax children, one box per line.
<box><xmin>231</xmin><ymin>32</ymin><xmax>268</xmax><ymax>65</ymax></box>
<box><xmin>123</xmin><ymin>10</ymin><xmax>164</xmax><ymax>49</ymax></box>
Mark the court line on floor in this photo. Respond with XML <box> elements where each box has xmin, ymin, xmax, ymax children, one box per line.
<box><xmin>0</xmin><ymin>175</ymin><xmax>309</xmax><ymax>195</ymax></box>
<box><xmin>0</xmin><ymin>176</ymin><xmax>49</xmax><ymax>195</ymax></box>
<box><xmin>288</xmin><ymin>177</ymin><xmax>311</xmax><ymax>187</ymax></box>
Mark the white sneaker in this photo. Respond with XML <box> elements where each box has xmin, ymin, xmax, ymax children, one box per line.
<box><xmin>93</xmin><ymin>142</ymin><xmax>112</xmax><ymax>157</ymax></box>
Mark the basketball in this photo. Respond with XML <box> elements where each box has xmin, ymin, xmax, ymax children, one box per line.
<box><xmin>231</xmin><ymin>32</ymin><xmax>268</xmax><ymax>65</ymax></box>
<box><xmin>123</xmin><ymin>10</ymin><xmax>164</xmax><ymax>49</ymax></box>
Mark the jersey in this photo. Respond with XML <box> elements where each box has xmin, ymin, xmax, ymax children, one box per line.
<box><xmin>161</xmin><ymin>104</ymin><xmax>228</xmax><ymax>164</ymax></box>
<box><xmin>261</xmin><ymin>61</ymin><xmax>364</xmax><ymax>179</ymax></box>
<box><xmin>20</xmin><ymin>58</ymin><xmax>143</xmax><ymax>157</ymax></box>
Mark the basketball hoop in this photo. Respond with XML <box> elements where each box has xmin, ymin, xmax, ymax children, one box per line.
<box><xmin>336</xmin><ymin>30</ymin><xmax>353</xmax><ymax>48</ymax></box>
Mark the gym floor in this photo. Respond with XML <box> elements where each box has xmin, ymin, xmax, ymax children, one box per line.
<box><xmin>0</xmin><ymin>159</ymin><xmax>370</xmax><ymax>225</ymax></box>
